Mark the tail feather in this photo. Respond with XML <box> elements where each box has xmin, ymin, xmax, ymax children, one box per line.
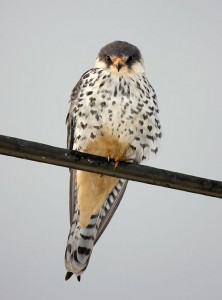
<box><xmin>65</xmin><ymin>211</ymin><xmax>99</xmax><ymax>277</ymax></box>
<box><xmin>65</xmin><ymin>175</ymin><xmax>128</xmax><ymax>281</ymax></box>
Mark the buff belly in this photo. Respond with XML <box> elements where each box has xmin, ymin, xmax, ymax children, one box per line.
<box><xmin>76</xmin><ymin>135</ymin><xmax>129</xmax><ymax>227</ymax></box>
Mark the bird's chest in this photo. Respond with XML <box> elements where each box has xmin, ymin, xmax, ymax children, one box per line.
<box><xmin>76</xmin><ymin>81</ymin><xmax>145</xmax><ymax>136</ymax></box>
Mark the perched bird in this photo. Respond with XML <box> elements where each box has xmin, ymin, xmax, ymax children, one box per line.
<box><xmin>65</xmin><ymin>41</ymin><xmax>161</xmax><ymax>281</ymax></box>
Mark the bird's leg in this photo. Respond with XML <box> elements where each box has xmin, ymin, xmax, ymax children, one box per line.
<box><xmin>114</xmin><ymin>156</ymin><xmax>120</xmax><ymax>168</ymax></box>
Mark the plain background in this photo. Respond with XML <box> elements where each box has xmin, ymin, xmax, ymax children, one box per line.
<box><xmin>0</xmin><ymin>0</ymin><xmax>221</xmax><ymax>299</ymax></box>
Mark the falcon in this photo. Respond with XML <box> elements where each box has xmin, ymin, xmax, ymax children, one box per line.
<box><xmin>65</xmin><ymin>41</ymin><xmax>161</xmax><ymax>281</ymax></box>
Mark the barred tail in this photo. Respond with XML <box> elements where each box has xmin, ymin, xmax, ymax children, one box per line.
<box><xmin>65</xmin><ymin>210</ymin><xmax>100</xmax><ymax>281</ymax></box>
<box><xmin>65</xmin><ymin>178</ymin><xmax>128</xmax><ymax>281</ymax></box>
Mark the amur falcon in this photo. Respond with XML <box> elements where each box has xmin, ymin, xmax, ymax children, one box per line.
<box><xmin>65</xmin><ymin>41</ymin><xmax>162</xmax><ymax>281</ymax></box>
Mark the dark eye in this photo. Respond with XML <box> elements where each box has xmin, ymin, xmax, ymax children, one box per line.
<box><xmin>106</xmin><ymin>55</ymin><xmax>112</xmax><ymax>63</ymax></box>
<box><xmin>127</xmin><ymin>56</ymin><xmax>134</xmax><ymax>63</ymax></box>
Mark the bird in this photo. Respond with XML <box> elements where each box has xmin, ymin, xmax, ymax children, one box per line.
<box><xmin>64</xmin><ymin>41</ymin><xmax>162</xmax><ymax>281</ymax></box>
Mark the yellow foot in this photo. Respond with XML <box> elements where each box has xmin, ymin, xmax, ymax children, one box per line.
<box><xmin>114</xmin><ymin>156</ymin><xmax>120</xmax><ymax>168</ymax></box>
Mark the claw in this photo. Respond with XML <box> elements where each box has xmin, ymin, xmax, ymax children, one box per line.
<box><xmin>114</xmin><ymin>156</ymin><xmax>120</xmax><ymax>168</ymax></box>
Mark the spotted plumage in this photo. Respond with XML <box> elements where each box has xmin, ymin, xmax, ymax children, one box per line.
<box><xmin>65</xmin><ymin>41</ymin><xmax>162</xmax><ymax>281</ymax></box>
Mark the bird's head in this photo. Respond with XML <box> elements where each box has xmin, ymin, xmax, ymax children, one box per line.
<box><xmin>94</xmin><ymin>41</ymin><xmax>145</xmax><ymax>76</ymax></box>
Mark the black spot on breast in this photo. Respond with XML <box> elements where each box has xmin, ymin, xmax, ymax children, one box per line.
<box><xmin>94</xmin><ymin>125</ymin><xmax>103</xmax><ymax>130</ymax></box>
<box><xmin>120</xmin><ymin>111</ymin><xmax>126</xmax><ymax>118</ymax></box>
<box><xmin>151</xmin><ymin>147</ymin><xmax>158</xmax><ymax>154</ymax></box>
<box><xmin>139</xmin><ymin>120</ymin><xmax>144</xmax><ymax>126</ymax></box>
<box><xmin>140</xmin><ymin>129</ymin><xmax>143</xmax><ymax>134</ymax></box>
<box><xmin>129</xmin><ymin>129</ymin><xmax>134</xmax><ymax>134</ymax></box>
<box><xmin>148</xmin><ymin>125</ymin><xmax>152</xmax><ymax>131</ymax></box>
<box><xmin>129</xmin><ymin>144</ymin><xmax>136</xmax><ymax>151</ymax></box>
<box><xmin>83</xmin><ymin>73</ymin><xmax>90</xmax><ymax>79</ymax></box>
<box><xmin>90</xmin><ymin>109</ymin><xmax>97</xmax><ymax>115</ymax></box>
<box><xmin>89</xmin><ymin>97</ymin><xmax>96</xmax><ymax>107</ymax></box>
<box><xmin>131</xmin><ymin>108</ymin><xmax>137</xmax><ymax>114</ymax></box>
<box><xmin>99</xmin><ymin>82</ymin><xmax>105</xmax><ymax>88</ymax></box>
<box><xmin>140</xmin><ymin>143</ymin><xmax>149</xmax><ymax>149</ymax></box>
<box><xmin>155</xmin><ymin>132</ymin><xmax>162</xmax><ymax>138</ymax></box>
<box><xmin>87</xmin><ymin>91</ymin><xmax>93</xmax><ymax>96</ymax></box>
<box><xmin>100</xmin><ymin>101</ymin><xmax>106</xmax><ymax>107</ymax></box>
<box><xmin>114</xmin><ymin>86</ymin><xmax>117</xmax><ymax>97</ymax></box>
<box><xmin>80</xmin><ymin>122</ymin><xmax>87</xmax><ymax>130</ymax></box>
<box><xmin>90</xmin><ymin>132</ymin><xmax>96</xmax><ymax>139</ymax></box>
<box><xmin>95</xmin><ymin>114</ymin><xmax>100</xmax><ymax>121</ymax></box>
<box><xmin>112</xmin><ymin>101</ymin><xmax>116</xmax><ymax>105</ymax></box>
<box><xmin>146</xmin><ymin>135</ymin><xmax>154</xmax><ymax>142</ymax></box>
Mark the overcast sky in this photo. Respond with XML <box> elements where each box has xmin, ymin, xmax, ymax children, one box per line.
<box><xmin>0</xmin><ymin>1</ymin><xmax>222</xmax><ymax>299</ymax></box>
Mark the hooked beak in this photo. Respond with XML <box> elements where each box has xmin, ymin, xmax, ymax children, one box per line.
<box><xmin>113</xmin><ymin>57</ymin><xmax>126</xmax><ymax>72</ymax></box>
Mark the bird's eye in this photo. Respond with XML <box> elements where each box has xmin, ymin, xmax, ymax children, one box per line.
<box><xmin>106</xmin><ymin>55</ymin><xmax>112</xmax><ymax>63</ymax></box>
<box><xmin>127</xmin><ymin>56</ymin><xmax>134</xmax><ymax>63</ymax></box>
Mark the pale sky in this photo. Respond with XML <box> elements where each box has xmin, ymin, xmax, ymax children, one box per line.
<box><xmin>0</xmin><ymin>1</ymin><xmax>222</xmax><ymax>299</ymax></box>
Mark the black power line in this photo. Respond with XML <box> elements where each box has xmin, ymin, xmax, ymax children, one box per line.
<box><xmin>0</xmin><ymin>134</ymin><xmax>221</xmax><ymax>199</ymax></box>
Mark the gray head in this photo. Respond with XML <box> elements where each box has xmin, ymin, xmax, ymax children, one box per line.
<box><xmin>95</xmin><ymin>41</ymin><xmax>145</xmax><ymax>75</ymax></box>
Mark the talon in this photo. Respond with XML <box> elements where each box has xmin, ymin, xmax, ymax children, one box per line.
<box><xmin>107</xmin><ymin>154</ymin><xmax>110</xmax><ymax>162</ymax></box>
<box><xmin>114</xmin><ymin>156</ymin><xmax>120</xmax><ymax>168</ymax></box>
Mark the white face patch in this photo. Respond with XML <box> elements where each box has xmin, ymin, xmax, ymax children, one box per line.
<box><xmin>94</xmin><ymin>57</ymin><xmax>145</xmax><ymax>78</ymax></box>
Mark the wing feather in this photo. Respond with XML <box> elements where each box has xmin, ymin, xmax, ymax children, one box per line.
<box><xmin>66</xmin><ymin>74</ymin><xmax>85</xmax><ymax>224</ymax></box>
<box><xmin>95</xmin><ymin>179</ymin><xmax>128</xmax><ymax>244</ymax></box>
<box><xmin>69</xmin><ymin>169</ymin><xmax>78</xmax><ymax>225</ymax></box>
